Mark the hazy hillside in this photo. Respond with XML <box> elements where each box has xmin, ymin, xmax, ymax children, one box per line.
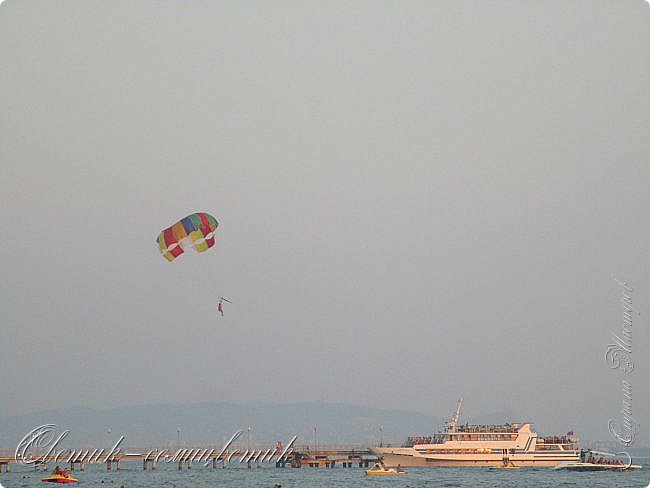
<box><xmin>1</xmin><ymin>402</ymin><xmax>521</xmax><ymax>449</ymax></box>
<box><xmin>1</xmin><ymin>402</ymin><xmax>451</xmax><ymax>449</ymax></box>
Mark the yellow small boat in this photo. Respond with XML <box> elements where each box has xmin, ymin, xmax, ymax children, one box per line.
<box><xmin>365</xmin><ymin>463</ymin><xmax>407</xmax><ymax>476</ymax></box>
<box><xmin>41</xmin><ymin>474</ymin><xmax>79</xmax><ymax>483</ymax></box>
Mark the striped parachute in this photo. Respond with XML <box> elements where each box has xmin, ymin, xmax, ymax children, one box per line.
<box><xmin>157</xmin><ymin>212</ymin><xmax>219</xmax><ymax>262</ymax></box>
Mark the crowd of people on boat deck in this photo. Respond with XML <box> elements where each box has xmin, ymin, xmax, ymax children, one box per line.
<box><xmin>405</xmin><ymin>435</ymin><xmax>445</xmax><ymax>446</ymax></box>
<box><xmin>582</xmin><ymin>452</ymin><xmax>626</xmax><ymax>466</ymax></box>
<box><xmin>456</xmin><ymin>423</ymin><xmax>518</xmax><ymax>433</ymax></box>
<box><xmin>540</xmin><ymin>435</ymin><xmax>574</xmax><ymax>445</ymax></box>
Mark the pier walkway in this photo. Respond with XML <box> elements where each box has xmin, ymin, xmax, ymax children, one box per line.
<box><xmin>0</xmin><ymin>445</ymin><xmax>378</xmax><ymax>473</ymax></box>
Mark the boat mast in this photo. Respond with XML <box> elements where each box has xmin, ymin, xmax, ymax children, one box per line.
<box><xmin>446</xmin><ymin>397</ymin><xmax>463</xmax><ymax>433</ymax></box>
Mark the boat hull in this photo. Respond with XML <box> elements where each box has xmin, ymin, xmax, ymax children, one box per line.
<box><xmin>371</xmin><ymin>447</ymin><xmax>580</xmax><ymax>468</ymax></box>
<box><xmin>554</xmin><ymin>462</ymin><xmax>643</xmax><ymax>471</ymax></box>
<box><xmin>365</xmin><ymin>470</ymin><xmax>406</xmax><ymax>476</ymax></box>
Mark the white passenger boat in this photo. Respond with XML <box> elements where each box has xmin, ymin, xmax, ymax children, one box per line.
<box><xmin>370</xmin><ymin>398</ymin><xmax>581</xmax><ymax>468</ymax></box>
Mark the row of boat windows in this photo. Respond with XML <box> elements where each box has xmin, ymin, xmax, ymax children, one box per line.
<box><xmin>405</xmin><ymin>434</ymin><xmax>517</xmax><ymax>446</ymax></box>
<box><xmin>449</xmin><ymin>434</ymin><xmax>518</xmax><ymax>442</ymax></box>
<box><xmin>416</xmin><ymin>447</ymin><xmax>568</xmax><ymax>455</ymax></box>
<box><xmin>416</xmin><ymin>448</ymin><xmax>499</xmax><ymax>454</ymax></box>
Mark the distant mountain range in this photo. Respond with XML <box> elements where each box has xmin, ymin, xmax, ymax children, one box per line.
<box><xmin>0</xmin><ymin>402</ymin><xmax>518</xmax><ymax>449</ymax></box>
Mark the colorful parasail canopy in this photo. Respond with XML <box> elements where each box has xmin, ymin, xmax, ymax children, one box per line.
<box><xmin>157</xmin><ymin>212</ymin><xmax>219</xmax><ymax>262</ymax></box>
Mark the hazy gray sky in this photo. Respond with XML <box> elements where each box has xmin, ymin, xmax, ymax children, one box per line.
<box><xmin>1</xmin><ymin>0</ymin><xmax>649</xmax><ymax>445</ymax></box>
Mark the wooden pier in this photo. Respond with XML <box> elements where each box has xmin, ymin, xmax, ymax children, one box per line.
<box><xmin>0</xmin><ymin>445</ymin><xmax>378</xmax><ymax>473</ymax></box>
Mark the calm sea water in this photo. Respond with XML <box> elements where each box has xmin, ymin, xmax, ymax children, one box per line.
<box><xmin>1</xmin><ymin>463</ymin><xmax>648</xmax><ymax>488</ymax></box>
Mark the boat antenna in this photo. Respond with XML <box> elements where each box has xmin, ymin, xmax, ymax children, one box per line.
<box><xmin>446</xmin><ymin>397</ymin><xmax>463</xmax><ymax>433</ymax></box>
